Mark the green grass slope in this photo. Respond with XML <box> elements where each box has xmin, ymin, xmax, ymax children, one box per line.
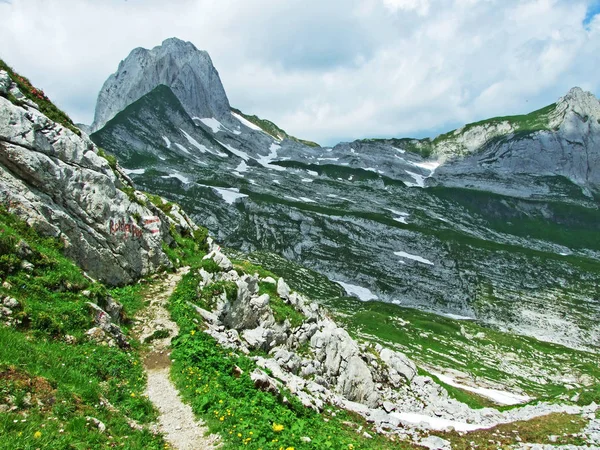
<box><xmin>0</xmin><ymin>206</ymin><xmax>166</xmax><ymax>449</ymax></box>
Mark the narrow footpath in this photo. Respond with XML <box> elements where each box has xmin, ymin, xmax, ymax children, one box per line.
<box><xmin>134</xmin><ymin>267</ymin><xmax>220</xmax><ymax>450</ymax></box>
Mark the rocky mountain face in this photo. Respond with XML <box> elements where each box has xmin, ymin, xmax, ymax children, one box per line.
<box><xmin>90</xmin><ymin>38</ymin><xmax>231</xmax><ymax>133</ymax></box>
<box><xmin>430</xmin><ymin>87</ymin><xmax>600</xmax><ymax>198</ymax></box>
<box><xmin>89</xmin><ymin>39</ymin><xmax>600</xmax><ymax>353</ymax></box>
<box><xmin>0</xmin><ymin>68</ymin><xmax>198</xmax><ymax>286</ymax></box>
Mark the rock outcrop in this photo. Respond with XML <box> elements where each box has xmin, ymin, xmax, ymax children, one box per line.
<box><xmin>0</xmin><ymin>70</ymin><xmax>196</xmax><ymax>285</ymax></box>
<box><xmin>192</xmin><ymin>244</ymin><xmax>599</xmax><ymax>443</ymax></box>
<box><xmin>194</xmin><ymin>242</ymin><xmax>420</xmax><ymax>411</ymax></box>
<box><xmin>90</xmin><ymin>37</ymin><xmax>231</xmax><ymax>132</ymax></box>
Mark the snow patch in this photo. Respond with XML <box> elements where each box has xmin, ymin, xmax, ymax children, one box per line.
<box><xmin>404</xmin><ymin>170</ymin><xmax>427</xmax><ymax>188</ymax></box>
<box><xmin>387</xmin><ymin>208</ymin><xmax>410</xmax><ymax>224</ymax></box>
<box><xmin>174</xmin><ymin>143</ymin><xmax>190</xmax><ymax>154</ymax></box>
<box><xmin>301</xmin><ymin>178</ymin><xmax>313</xmax><ymax>183</ymax></box>
<box><xmin>335</xmin><ymin>281</ymin><xmax>378</xmax><ymax>301</ymax></box>
<box><xmin>215</xmin><ymin>140</ymin><xmax>250</xmax><ymax>161</ymax></box>
<box><xmin>180</xmin><ymin>129</ymin><xmax>206</xmax><ymax>153</ymax></box>
<box><xmin>394</xmin><ymin>251</ymin><xmax>434</xmax><ymax>266</ymax></box>
<box><xmin>212</xmin><ymin>187</ymin><xmax>248</xmax><ymax>205</ymax></box>
<box><xmin>306</xmin><ymin>170</ymin><xmax>319</xmax><ymax>177</ymax></box>
<box><xmin>327</xmin><ymin>194</ymin><xmax>354</xmax><ymax>203</ymax></box>
<box><xmin>317</xmin><ymin>157</ymin><xmax>339</xmax><ymax>162</ymax></box>
<box><xmin>299</xmin><ymin>197</ymin><xmax>316</xmax><ymax>203</ymax></box>
<box><xmin>255</xmin><ymin>143</ymin><xmax>285</xmax><ymax>171</ymax></box>
<box><xmin>231</xmin><ymin>112</ymin><xmax>264</xmax><ymax>132</ymax></box>
<box><xmin>122</xmin><ymin>168</ymin><xmax>145</xmax><ymax>175</ymax></box>
<box><xmin>412</xmin><ymin>160</ymin><xmax>441</xmax><ymax>173</ymax></box>
<box><xmin>443</xmin><ymin>313</ymin><xmax>475</xmax><ymax>321</ymax></box>
<box><xmin>197</xmin><ymin>117</ymin><xmax>226</xmax><ymax>134</ymax></box>
<box><xmin>235</xmin><ymin>161</ymin><xmax>248</xmax><ymax>173</ymax></box>
<box><xmin>393</xmin><ymin>146</ymin><xmax>405</xmax><ymax>154</ymax></box>
<box><xmin>391</xmin><ymin>412</ymin><xmax>483</xmax><ymax>432</ymax></box>
<box><xmin>162</xmin><ymin>136</ymin><xmax>171</xmax><ymax>148</ymax></box>
<box><xmin>430</xmin><ymin>372</ymin><xmax>532</xmax><ymax>406</ymax></box>
<box><xmin>388</xmin><ymin>208</ymin><xmax>409</xmax><ymax>217</ymax></box>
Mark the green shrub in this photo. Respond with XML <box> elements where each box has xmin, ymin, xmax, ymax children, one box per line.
<box><xmin>97</xmin><ymin>148</ymin><xmax>117</xmax><ymax>170</ymax></box>
<box><xmin>144</xmin><ymin>329</ymin><xmax>171</xmax><ymax>343</ymax></box>
<box><xmin>197</xmin><ymin>281</ymin><xmax>238</xmax><ymax>310</ymax></box>
<box><xmin>199</xmin><ymin>258</ymin><xmax>221</xmax><ymax>274</ymax></box>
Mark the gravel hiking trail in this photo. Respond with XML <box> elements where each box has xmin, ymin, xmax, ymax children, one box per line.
<box><xmin>134</xmin><ymin>267</ymin><xmax>220</xmax><ymax>450</ymax></box>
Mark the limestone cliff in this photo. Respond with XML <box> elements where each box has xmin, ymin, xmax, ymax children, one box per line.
<box><xmin>0</xmin><ymin>68</ymin><xmax>196</xmax><ymax>285</ymax></box>
<box><xmin>90</xmin><ymin>38</ymin><xmax>231</xmax><ymax>132</ymax></box>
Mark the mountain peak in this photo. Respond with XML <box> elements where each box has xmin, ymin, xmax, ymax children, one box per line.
<box><xmin>91</xmin><ymin>37</ymin><xmax>230</xmax><ymax>132</ymax></box>
<box><xmin>160</xmin><ymin>37</ymin><xmax>197</xmax><ymax>50</ymax></box>
<box><xmin>559</xmin><ymin>86</ymin><xmax>600</xmax><ymax>114</ymax></box>
<box><xmin>549</xmin><ymin>86</ymin><xmax>600</xmax><ymax>129</ymax></box>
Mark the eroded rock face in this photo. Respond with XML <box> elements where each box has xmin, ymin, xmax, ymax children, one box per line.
<box><xmin>0</xmin><ymin>72</ymin><xmax>185</xmax><ymax>285</ymax></box>
<box><xmin>90</xmin><ymin>37</ymin><xmax>231</xmax><ymax>132</ymax></box>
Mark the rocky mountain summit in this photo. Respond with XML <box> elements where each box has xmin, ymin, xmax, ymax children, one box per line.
<box><xmin>90</xmin><ymin>38</ymin><xmax>231</xmax><ymax>133</ymax></box>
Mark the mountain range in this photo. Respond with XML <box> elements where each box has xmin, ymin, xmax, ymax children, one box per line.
<box><xmin>89</xmin><ymin>38</ymin><xmax>600</xmax><ymax>352</ymax></box>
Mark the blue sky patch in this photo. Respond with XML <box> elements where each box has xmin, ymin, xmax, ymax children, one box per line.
<box><xmin>584</xmin><ymin>1</ymin><xmax>600</xmax><ymax>26</ymax></box>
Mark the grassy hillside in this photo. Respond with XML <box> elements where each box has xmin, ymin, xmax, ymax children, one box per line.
<box><xmin>0</xmin><ymin>206</ymin><xmax>166</xmax><ymax>449</ymax></box>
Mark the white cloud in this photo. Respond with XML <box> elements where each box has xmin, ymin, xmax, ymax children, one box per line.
<box><xmin>0</xmin><ymin>0</ymin><xmax>598</xmax><ymax>145</ymax></box>
<box><xmin>382</xmin><ymin>0</ymin><xmax>430</xmax><ymax>16</ymax></box>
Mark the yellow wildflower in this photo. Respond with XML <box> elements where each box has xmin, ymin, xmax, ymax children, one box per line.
<box><xmin>33</xmin><ymin>431</ymin><xmax>42</xmax><ymax>439</ymax></box>
<box><xmin>272</xmin><ymin>423</ymin><xmax>284</xmax><ymax>432</ymax></box>
<box><xmin>130</xmin><ymin>393</ymin><xmax>136</xmax><ymax>398</ymax></box>
<box><xmin>190</xmin><ymin>330</ymin><xmax>196</xmax><ymax>336</ymax></box>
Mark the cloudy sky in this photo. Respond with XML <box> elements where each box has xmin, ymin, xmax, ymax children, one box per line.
<box><xmin>1</xmin><ymin>0</ymin><xmax>599</xmax><ymax>145</ymax></box>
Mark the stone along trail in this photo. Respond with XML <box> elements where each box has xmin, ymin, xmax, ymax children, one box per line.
<box><xmin>134</xmin><ymin>268</ymin><xmax>220</xmax><ymax>450</ymax></box>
